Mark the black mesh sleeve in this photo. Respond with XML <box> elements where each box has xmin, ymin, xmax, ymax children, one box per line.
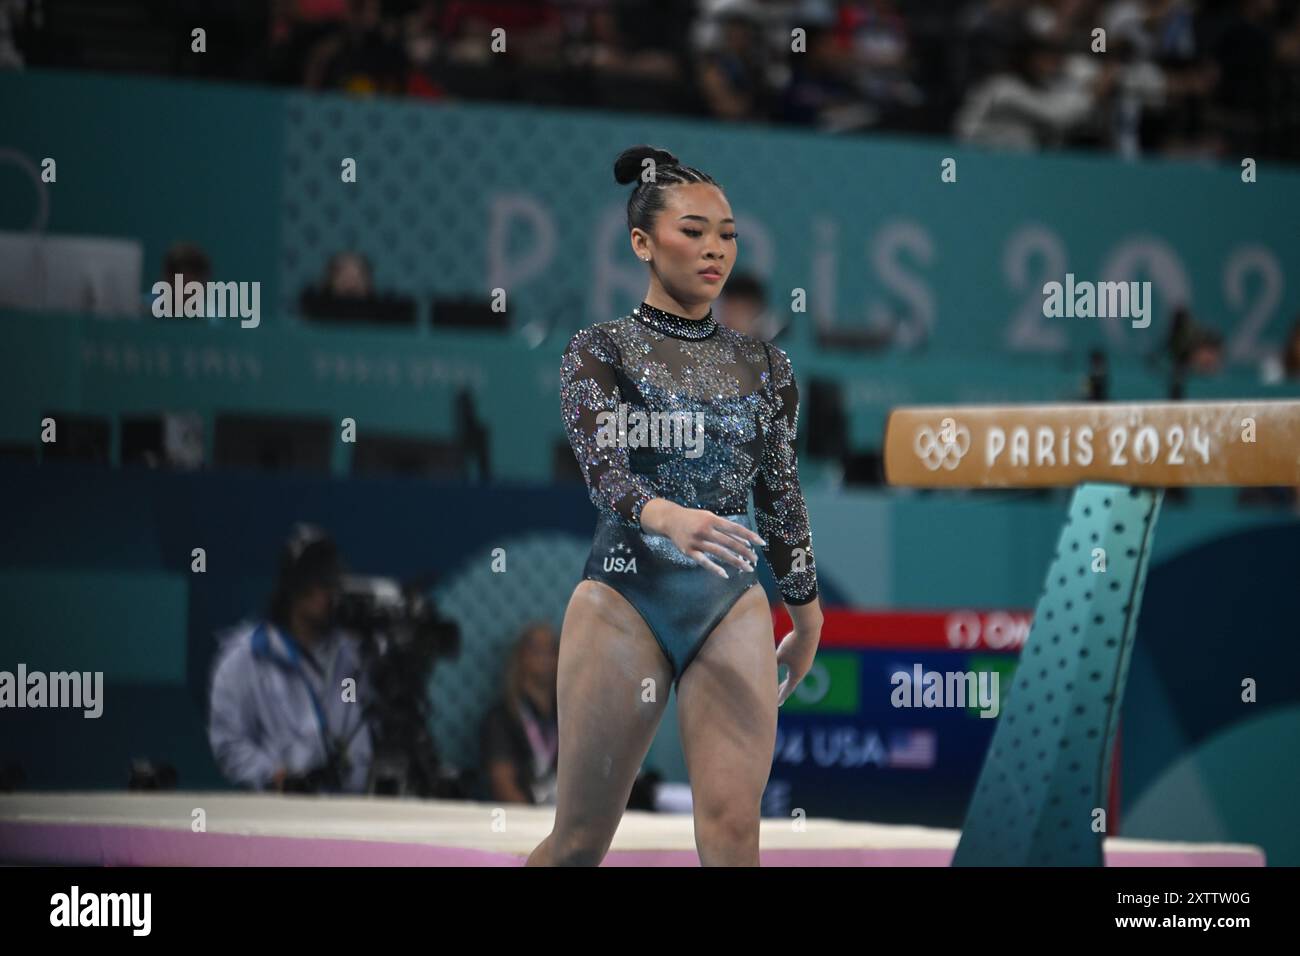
<box><xmin>753</xmin><ymin>342</ymin><xmax>818</xmax><ymax>604</ymax></box>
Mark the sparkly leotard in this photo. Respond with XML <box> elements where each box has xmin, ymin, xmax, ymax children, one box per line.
<box><xmin>561</xmin><ymin>300</ymin><xmax>818</xmax><ymax>684</ymax></box>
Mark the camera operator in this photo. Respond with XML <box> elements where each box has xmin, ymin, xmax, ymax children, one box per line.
<box><xmin>207</xmin><ymin>524</ymin><xmax>374</xmax><ymax>793</ymax></box>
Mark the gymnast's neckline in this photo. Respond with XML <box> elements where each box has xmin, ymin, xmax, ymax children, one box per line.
<box><xmin>632</xmin><ymin>301</ymin><xmax>718</xmax><ymax>340</ymax></box>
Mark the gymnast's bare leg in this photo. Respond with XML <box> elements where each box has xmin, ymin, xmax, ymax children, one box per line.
<box><xmin>676</xmin><ymin>584</ymin><xmax>777</xmax><ymax>866</ymax></box>
<box><xmin>526</xmin><ymin>579</ymin><xmax>673</xmax><ymax>866</ymax></box>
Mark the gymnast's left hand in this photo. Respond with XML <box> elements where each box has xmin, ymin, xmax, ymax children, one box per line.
<box><xmin>775</xmin><ymin>602</ymin><xmax>823</xmax><ymax>706</ymax></box>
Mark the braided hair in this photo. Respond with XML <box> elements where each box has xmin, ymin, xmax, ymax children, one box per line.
<box><xmin>612</xmin><ymin>144</ymin><xmax>721</xmax><ymax>235</ymax></box>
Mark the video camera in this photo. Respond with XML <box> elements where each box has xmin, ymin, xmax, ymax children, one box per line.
<box><xmin>332</xmin><ymin>574</ymin><xmax>463</xmax><ymax>797</ymax></box>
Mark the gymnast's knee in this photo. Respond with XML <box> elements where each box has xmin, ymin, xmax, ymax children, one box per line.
<box><xmin>693</xmin><ymin>798</ymin><xmax>760</xmax><ymax>845</ymax></box>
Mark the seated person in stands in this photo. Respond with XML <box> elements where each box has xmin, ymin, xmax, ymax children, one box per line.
<box><xmin>299</xmin><ymin>250</ymin><xmax>416</xmax><ymax>324</ymax></box>
<box><xmin>322</xmin><ymin>249</ymin><xmax>374</xmax><ymax>298</ymax></box>
<box><xmin>144</xmin><ymin>241</ymin><xmax>212</xmax><ymax>317</ymax></box>
<box><xmin>478</xmin><ymin>622</ymin><xmax>559</xmax><ymax>805</ymax></box>
<box><xmin>717</xmin><ymin>272</ymin><xmax>787</xmax><ymax>343</ymax></box>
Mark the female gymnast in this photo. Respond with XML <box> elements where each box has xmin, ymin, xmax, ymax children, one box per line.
<box><xmin>526</xmin><ymin>144</ymin><xmax>823</xmax><ymax>866</ymax></box>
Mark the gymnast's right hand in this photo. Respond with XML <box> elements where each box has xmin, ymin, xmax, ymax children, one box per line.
<box><xmin>642</xmin><ymin>499</ymin><xmax>764</xmax><ymax>579</ymax></box>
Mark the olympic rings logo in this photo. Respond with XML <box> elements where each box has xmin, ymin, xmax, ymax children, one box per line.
<box><xmin>913</xmin><ymin>417</ymin><xmax>970</xmax><ymax>471</ymax></box>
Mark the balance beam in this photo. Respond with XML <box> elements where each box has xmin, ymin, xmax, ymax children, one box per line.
<box><xmin>883</xmin><ymin>399</ymin><xmax>1300</xmax><ymax>488</ymax></box>
<box><xmin>879</xmin><ymin>400</ymin><xmax>1298</xmax><ymax>865</ymax></box>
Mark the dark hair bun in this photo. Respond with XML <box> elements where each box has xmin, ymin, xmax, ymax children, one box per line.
<box><xmin>613</xmin><ymin>145</ymin><xmax>679</xmax><ymax>185</ymax></box>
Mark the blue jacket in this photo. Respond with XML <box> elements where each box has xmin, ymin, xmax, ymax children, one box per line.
<box><xmin>207</xmin><ymin>620</ymin><xmax>374</xmax><ymax>793</ymax></box>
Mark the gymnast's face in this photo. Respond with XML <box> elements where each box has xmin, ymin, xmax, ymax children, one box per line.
<box><xmin>635</xmin><ymin>183</ymin><xmax>736</xmax><ymax>310</ymax></box>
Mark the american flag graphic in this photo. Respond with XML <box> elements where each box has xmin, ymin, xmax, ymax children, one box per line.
<box><xmin>887</xmin><ymin>729</ymin><xmax>937</xmax><ymax>769</ymax></box>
